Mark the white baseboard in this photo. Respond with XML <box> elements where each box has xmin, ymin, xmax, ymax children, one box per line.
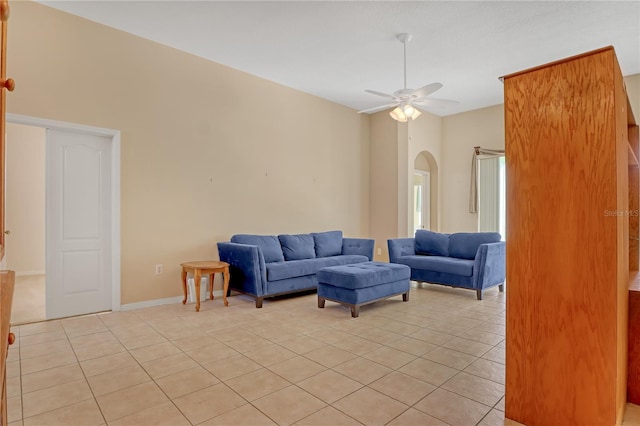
<box><xmin>119</xmin><ymin>290</ymin><xmax>225</xmax><ymax>311</ymax></box>
<box><xmin>15</xmin><ymin>270</ymin><xmax>45</xmax><ymax>277</ymax></box>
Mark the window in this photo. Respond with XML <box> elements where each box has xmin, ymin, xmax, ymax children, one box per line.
<box><xmin>478</xmin><ymin>156</ymin><xmax>506</xmax><ymax>239</ymax></box>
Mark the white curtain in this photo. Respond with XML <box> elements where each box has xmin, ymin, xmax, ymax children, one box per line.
<box><xmin>478</xmin><ymin>157</ymin><xmax>500</xmax><ymax>232</ymax></box>
<box><xmin>469</xmin><ymin>146</ymin><xmax>505</xmax><ymax>214</ymax></box>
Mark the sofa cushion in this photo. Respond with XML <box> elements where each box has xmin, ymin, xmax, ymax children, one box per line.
<box><xmin>415</xmin><ymin>230</ymin><xmax>450</xmax><ymax>256</ymax></box>
<box><xmin>230</xmin><ymin>234</ymin><xmax>284</xmax><ymax>263</ymax></box>
<box><xmin>311</xmin><ymin>230</ymin><xmax>343</xmax><ymax>257</ymax></box>
<box><xmin>278</xmin><ymin>234</ymin><xmax>316</xmax><ymax>261</ymax></box>
<box><xmin>397</xmin><ymin>255</ymin><xmax>475</xmax><ymax>277</ymax></box>
<box><xmin>317</xmin><ymin>262</ymin><xmax>411</xmax><ymax>289</ymax></box>
<box><xmin>266</xmin><ymin>255</ymin><xmax>368</xmax><ymax>282</ymax></box>
<box><xmin>448</xmin><ymin>232</ymin><xmax>501</xmax><ymax>260</ymax></box>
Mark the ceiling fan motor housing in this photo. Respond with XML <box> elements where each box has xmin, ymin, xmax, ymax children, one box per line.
<box><xmin>393</xmin><ymin>88</ymin><xmax>417</xmax><ymax>98</ymax></box>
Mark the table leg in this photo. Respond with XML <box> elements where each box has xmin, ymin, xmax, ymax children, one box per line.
<box><xmin>194</xmin><ymin>269</ymin><xmax>202</xmax><ymax>312</ymax></box>
<box><xmin>222</xmin><ymin>266</ymin><xmax>229</xmax><ymax>306</ymax></box>
<box><xmin>209</xmin><ymin>273</ymin><xmax>215</xmax><ymax>300</ymax></box>
<box><xmin>181</xmin><ymin>267</ymin><xmax>188</xmax><ymax>305</ymax></box>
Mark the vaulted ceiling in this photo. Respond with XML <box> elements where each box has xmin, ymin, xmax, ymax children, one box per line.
<box><xmin>39</xmin><ymin>1</ymin><xmax>640</xmax><ymax>116</ymax></box>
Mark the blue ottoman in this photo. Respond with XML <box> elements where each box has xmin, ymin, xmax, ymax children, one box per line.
<box><xmin>317</xmin><ymin>261</ymin><xmax>411</xmax><ymax>317</ymax></box>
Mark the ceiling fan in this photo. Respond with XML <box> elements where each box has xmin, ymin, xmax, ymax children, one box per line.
<box><xmin>358</xmin><ymin>33</ymin><xmax>458</xmax><ymax>122</ymax></box>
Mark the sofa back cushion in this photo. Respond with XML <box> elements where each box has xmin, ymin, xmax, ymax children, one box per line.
<box><xmin>449</xmin><ymin>232</ymin><xmax>501</xmax><ymax>259</ymax></box>
<box><xmin>278</xmin><ymin>234</ymin><xmax>316</xmax><ymax>261</ymax></box>
<box><xmin>231</xmin><ymin>234</ymin><xmax>285</xmax><ymax>263</ymax></box>
<box><xmin>311</xmin><ymin>230</ymin><xmax>343</xmax><ymax>257</ymax></box>
<box><xmin>415</xmin><ymin>230</ymin><xmax>450</xmax><ymax>256</ymax></box>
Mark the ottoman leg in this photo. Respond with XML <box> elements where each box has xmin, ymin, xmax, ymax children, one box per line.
<box><xmin>403</xmin><ymin>292</ymin><xmax>409</xmax><ymax>302</ymax></box>
<box><xmin>351</xmin><ymin>305</ymin><xmax>359</xmax><ymax>318</ymax></box>
<box><xmin>318</xmin><ymin>297</ymin><xmax>325</xmax><ymax>308</ymax></box>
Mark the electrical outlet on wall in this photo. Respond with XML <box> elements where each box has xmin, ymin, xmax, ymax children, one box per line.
<box><xmin>155</xmin><ymin>264</ymin><xmax>163</xmax><ymax>275</ymax></box>
<box><xmin>377</xmin><ymin>247</ymin><xmax>382</xmax><ymax>256</ymax></box>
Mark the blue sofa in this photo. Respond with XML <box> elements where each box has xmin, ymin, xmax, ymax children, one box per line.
<box><xmin>217</xmin><ymin>231</ymin><xmax>374</xmax><ymax>308</ymax></box>
<box><xmin>388</xmin><ymin>230</ymin><xmax>505</xmax><ymax>300</ymax></box>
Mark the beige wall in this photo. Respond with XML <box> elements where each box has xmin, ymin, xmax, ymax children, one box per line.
<box><xmin>5</xmin><ymin>123</ymin><xmax>45</xmax><ymax>274</ymax></box>
<box><xmin>440</xmin><ymin>104</ymin><xmax>505</xmax><ymax>233</ymax></box>
<box><xmin>8</xmin><ymin>2</ymin><xmax>370</xmax><ymax>304</ymax></box>
<box><xmin>369</xmin><ymin>111</ymin><xmax>398</xmax><ymax>261</ymax></box>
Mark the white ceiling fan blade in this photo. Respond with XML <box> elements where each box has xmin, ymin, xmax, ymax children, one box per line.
<box><xmin>413</xmin><ymin>98</ymin><xmax>459</xmax><ymax>108</ymax></box>
<box><xmin>357</xmin><ymin>103</ymin><xmax>399</xmax><ymax>114</ymax></box>
<box><xmin>365</xmin><ymin>89</ymin><xmax>396</xmax><ymax>100</ymax></box>
<box><xmin>411</xmin><ymin>83</ymin><xmax>443</xmax><ymax>99</ymax></box>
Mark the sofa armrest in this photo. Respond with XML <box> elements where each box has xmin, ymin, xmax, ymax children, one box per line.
<box><xmin>473</xmin><ymin>241</ymin><xmax>506</xmax><ymax>289</ymax></box>
<box><xmin>388</xmin><ymin>238</ymin><xmax>415</xmax><ymax>263</ymax></box>
<box><xmin>342</xmin><ymin>238</ymin><xmax>374</xmax><ymax>260</ymax></box>
<box><xmin>217</xmin><ymin>242</ymin><xmax>267</xmax><ymax>296</ymax></box>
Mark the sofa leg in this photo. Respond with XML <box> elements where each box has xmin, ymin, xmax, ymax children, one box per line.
<box><xmin>476</xmin><ymin>289</ymin><xmax>483</xmax><ymax>300</ymax></box>
<box><xmin>499</xmin><ymin>284</ymin><xmax>505</xmax><ymax>292</ymax></box>
<box><xmin>255</xmin><ymin>297</ymin><xmax>263</xmax><ymax>309</ymax></box>
<box><xmin>318</xmin><ymin>297</ymin><xmax>325</xmax><ymax>308</ymax></box>
<box><xmin>402</xmin><ymin>292</ymin><xmax>409</xmax><ymax>302</ymax></box>
<box><xmin>351</xmin><ymin>306</ymin><xmax>359</xmax><ymax>318</ymax></box>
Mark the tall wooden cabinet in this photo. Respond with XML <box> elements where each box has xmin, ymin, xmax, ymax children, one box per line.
<box><xmin>503</xmin><ymin>46</ymin><xmax>638</xmax><ymax>426</ymax></box>
<box><xmin>0</xmin><ymin>1</ymin><xmax>14</xmax><ymax>424</ymax></box>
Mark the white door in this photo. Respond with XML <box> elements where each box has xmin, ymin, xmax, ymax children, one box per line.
<box><xmin>46</xmin><ymin>129</ymin><xmax>112</xmax><ymax>319</ymax></box>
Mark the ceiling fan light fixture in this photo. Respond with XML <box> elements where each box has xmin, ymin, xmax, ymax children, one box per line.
<box><xmin>403</xmin><ymin>104</ymin><xmax>421</xmax><ymax>120</ymax></box>
<box><xmin>389</xmin><ymin>104</ymin><xmax>421</xmax><ymax>122</ymax></box>
<box><xmin>390</xmin><ymin>106</ymin><xmax>407</xmax><ymax>122</ymax></box>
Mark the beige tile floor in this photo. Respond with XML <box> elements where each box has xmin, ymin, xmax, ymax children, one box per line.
<box><xmin>6</xmin><ymin>283</ymin><xmax>640</xmax><ymax>426</ymax></box>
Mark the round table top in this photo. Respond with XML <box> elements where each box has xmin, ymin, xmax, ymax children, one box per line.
<box><xmin>180</xmin><ymin>260</ymin><xmax>229</xmax><ymax>269</ymax></box>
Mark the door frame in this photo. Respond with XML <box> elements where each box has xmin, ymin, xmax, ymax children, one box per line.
<box><xmin>412</xmin><ymin>170</ymin><xmax>430</xmax><ymax>234</ymax></box>
<box><xmin>6</xmin><ymin>113</ymin><xmax>121</xmax><ymax>313</ymax></box>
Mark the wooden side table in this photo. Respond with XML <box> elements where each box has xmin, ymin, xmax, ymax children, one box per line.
<box><xmin>180</xmin><ymin>260</ymin><xmax>229</xmax><ymax>312</ymax></box>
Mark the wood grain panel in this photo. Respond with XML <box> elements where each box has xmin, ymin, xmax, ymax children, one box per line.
<box><xmin>631</xmin><ymin>125</ymin><xmax>640</xmax><ymax>272</ymax></box>
<box><xmin>629</xmin><ymin>167</ymin><xmax>638</xmax><ymax>271</ymax></box>
<box><xmin>628</xmin><ymin>279</ymin><xmax>640</xmax><ymax>404</ymax></box>
<box><xmin>0</xmin><ymin>0</ymin><xmax>9</xmax><ymax>261</ymax></box>
<box><xmin>629</xmin><ymin>126</ymin><xmax>639</xmax><ymax>159</ymax></box>
<box><xmin>614</xmin><ymin>54</ymin><xmax>630</xmax><ymax>424</ymax></box>
<box><xmin>505</xmin><ymin>47</ymin><xmax>624</xmax><ymax>426</ymax></box>
<box><xmin>0</xmin><ymin>270</ymin><xmax>14</xmax><ymax>424</ymax></box>
<box><xmin>629</xmin><ymin>165</ymin><xmax>639</xmax><ymax>272</ymax></box>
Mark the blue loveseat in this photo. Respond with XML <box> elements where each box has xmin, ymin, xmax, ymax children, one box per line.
<box><xmin>388</xmin><ymin>230</ymin><xmax>505</xmax><ymax>300</ymax></box>
<box><xmin>217</xmin><ymin>231</ymin><xmax>374</xmax><ymax>308</ymax></box>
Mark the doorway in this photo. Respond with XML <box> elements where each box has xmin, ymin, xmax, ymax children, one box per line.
<box><xmin>5</xmin><ymin>114</ymin><xmax>121</xmax><ymax>323</ymax></box>
<box><xmin>4</xmin><ymin>123</ymin><xmax>45</xmax><ymax>324</ymax></box>
<box><xmin>412</xmin><ymin>150</ymin><xmax>438</xmax><ymax>234</ymax></box>
<box><xmin>413</xmin><ymin>171</ymin><xmax>430</xmax><ymax>234</ymax></box>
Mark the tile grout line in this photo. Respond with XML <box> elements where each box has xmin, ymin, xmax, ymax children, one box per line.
<box><xmin>13</xmin><ymin>288</ymin><xmax>508</xmax><ymax>426</ymax></box>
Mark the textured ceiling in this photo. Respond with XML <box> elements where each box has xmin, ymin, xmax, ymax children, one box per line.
<box><xmin>38</xmin><ymin>1</ymin><xmax>640</xmax><ymax>116</ymax></box>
